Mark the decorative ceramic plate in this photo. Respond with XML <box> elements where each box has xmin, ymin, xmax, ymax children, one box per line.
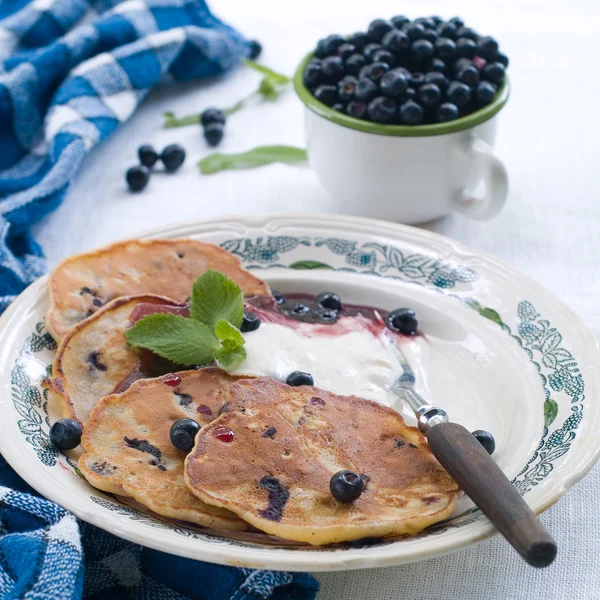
<box><xmin>0</xmin><ymin>214</ymin><xmax>598</xmax><ymax>572</ymax></box>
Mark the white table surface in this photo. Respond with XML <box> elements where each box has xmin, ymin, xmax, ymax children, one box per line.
<box><xmin>33</xmin><ymin>1</ymin><xmax>600</xmax><ymax>598</ymax></box>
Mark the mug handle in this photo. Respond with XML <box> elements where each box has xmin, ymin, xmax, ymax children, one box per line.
<box><xmin>453</xmin><ymin>134</ymin><xmax>508</xmax><ymax>220</ymax></box>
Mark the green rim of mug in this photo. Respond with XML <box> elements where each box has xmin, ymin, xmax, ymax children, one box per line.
<box><xmin>293</xmin><ymin>51</ymin><xmax>510</xmax><ymax>137</ymax></box>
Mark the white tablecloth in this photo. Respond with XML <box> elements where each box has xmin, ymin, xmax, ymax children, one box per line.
<box><xmin>33</xmin><ymin>1</ymin><xmax>600</xmax><ymax>598</ymax></box>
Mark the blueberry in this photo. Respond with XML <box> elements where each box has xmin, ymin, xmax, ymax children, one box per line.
<box><xmin>474</xmin><ymin>81</ymin><xmax>497</xmax><ymax>106</ymax></box>
<box><xmin>456</xmin><ymin>37</ymin><xmax>477</xmax><ymax>59</ymax></box>
<box><xmin>330</xmin><ymin>470</ymin><xmax>365</xmax><ymax>503</ymax></box>
<box><xmin>457</xmin><ymin>65</ymin><xmax>480</xmax><ymax>86</ymax></box>
<box><xmin>446</xmin><ymin>81</ymin><xmax>471</xmax><ymax>107</ymax></box>
<box><xmin>337</xmin><ymin>43</ymin><xmax>356</xmax><ymax>61</ymax></box>
<box><xmin>417</xmin><ymin>83</ymin><xmax>441</xmax><ymax>108</ymax></box>
<box><xmin>337</xmin><ymin>76</ymin><xmax>358</xmax><ymax>103</ymax></box>
<box><xmin>495</xmin><ymin>51</ymin><xmax>509</xmax><ymax>67</ymax></box>
<box><xmin>346</xmin><ymin>100</ymin><xmax>367</xmax><ymax>118</ymax></box>
<box><xmin>138</xmin><ymin>145</ymin><xmax>158</xmax><ymax>168</ymax></box>
<box><xmin>410</xmin><ymin>40</ymin><xmax>434</xmax><ymax>62</ymax></box>
<box><xmin>367</xmin><ymin>19</ymin><xmax>394</xmax><ymax>42</ymax></box>
<box><xmin>437</xmin><ymin>102</ymin><xmax>459</xmax><ymax>122</ymax></box>
<box><xmin>421</xmin><ymin>29</ymin><xmax>439</xmax><ymax>43</ymax></box>
<box><xmin>316</xmin><ymin>291</ymin><xmax>342</xmax><ymax>311</ymax></box>
<box><xmin>472</xmin><ymin>430</ymin><xmax>496</xmax><ymax>455</ymax></box>
<box><xmin>203</xmin><ymin>123</ymin><xmax>224</xmax><ymax>147</ymax></box>
<box><xmin>241</xmin><ymin>311</ymin><xmax>261</xmax><ymax>332</ymax></box>
<box><xmin>170</xmin><ymin>418</ymin><xmax>200</xmax><ymax>452</ymax></box>
<box><xmin>483</xmin><ymin>62</ymin><xmax>506</xmax><ymax>84</ymax></box>
<box><xmin>382</xmin><ymin>29</ymin><xmax>410</xmax><ymax>55</ymax></box>
<box><xmin>399</xmin><ymin>87</ymin><xmax>416</xmax><ymax>103</ymax></box>
<box><xmin>249</xmin><ymin>40</ymin><xmax>262</xmax><ymax>60</ymax></box>
<box><xmin>415</xmin><ymin>17</ymin><xmax>436</xmax><ymax>30</ymax></box>
<box><xmin>367</xmin><ymin>97</ymin><xmax>396</xmax><ymax>123</ymax></box>
<box><xmin>314</xmin><ymin>84</ymin><xmax>337</xmax><ymax>106</ymax></box>
<box><xmin>390</xmin><ymin>15</ymin><xmax>410</xmax><ymax>29</ymax></box>
<box><xmin>49</xmin><ymin>419</ymin><xmax>82</xmax><ymax>451</ymax></box>
<box><xmin>430</xmin><ymin>16</ymin><xmax>444</xmax><ymax>26</ymax></box>
<box><xmin>477</xmin><ymin>36</ymin><xmax>498</xmax><ymax>60</ymax></box>
<box><xmin>454</xmin><ymin>58</ymin><xmax>474</xmax><ymax>73</ymax></box>
<box><xmin>380</xmin><ymin>69</ymin><xmax>409</xmax><ymax>98</ymax></box>
<box><xmin>345</xmin><ymin>53</ymin><xmax>367</xmax><ymax>75</ymax></box>
<box><xmin>372</xmin><ymin>49</ymin><xmax>395</xmax><ymax>67</ymax></box>
<box><xmin>201</xmin><ymin>107</ymin><xmax>226</xmax><ymax>127</ymax></box>
<box><xmin>331</xmin><ymin>103</ymin><xmax>345</xmax><ymax>112</ymax></box>
<box><xmin>410</xmin><ymin>72</ymin><xmax>425</xmax><ymax>87</ymax></box>
<box><xmin>430</xmin><ymin>58</ymin><xmax>448</xmax><ymax>74</ymax></box>
<box><xmin>286</xmin><ymin>371</ymin><xmax>314</xmax><ymax>386</ymax></box>
<box><xmin>359</xmin><ymin>62</ymin><xmax>389</xmax><ymax>83</ymax></box>
<box><xmin>425</xmin><ymin>71</ymin><xmax>448</xmax><ymax>91</ymax></box>
<box><xmin>126</xmin><ymin>165</ymin><xmax>150</xmax><ymax>192</ymax></box>
<box><xmin>161</xmin><ymin>144</ymin><xmax>186</xmax><ymax>171</ymax></box>
<box><xmin>456</xmin><ymin>26</ymin><xmax>478</xmax><ymax>40</ymax></box>
<box><xmin>349</xmin><ymin>31</ymin><xmax>369</xmax><ymax>50</ymax></box>
<box><xmin>386</xmin><ymin>308</ymin><xmax>418</xmax><ymax>335</ymax></box>
<box><xmin>448</xmin><ymin>17</ymin><xmax>465</xmax><ymax>29</ymax></box>
<box><xmin>303</xmin><ymin>62</ymin><xmax>322</xmax><ymax>87</ymax></box>
<box><xmin>435</xmin><ymin>37</ymin><xmax>457</xmax><ymax>60</ymax></box>
<box><xmin>272</xmin><ymin>290</ymin><xmax>285</xmax><ymax>305</ymax></box>
<box><xmin>292</xmin><ymin>303</ymin><xmax>311</xmax><ymax>316</ymax></box>
<box><xmin>323</xmin><ymin>34</ymin><xmax>346</xmax><ymax>55</ymax></box>
<box><xmin>362</xmin><ymin>43</ymin><xmax>383</xmax><ymax>61</ymax></box>
<box><xmin>356</xmin><ymin>78</ymin><xmax>379</xmax><ymax>102</ymax></box>
<box><xmin>321</xmin><ymin>55</ymin><xmax>344</xmax><ymax>79</ymax></box>
<box><xmin>398</xmin><ymin>100</ymin><xmax>424</xmax><ymax>125</ymax></box>
<box><xmin>437</xmin><ymin>22</ymin><xmax>457</xmax><ymax>39</ymax></box>
<box><xmin>314</xmin><ymin>38</ymin><xmax>329</xmax><ymax>58</ymax></box>
<box><xmin>404</xmin><ymin>23</ymin><xmax>426</xmax><ymax>41</ymax></box>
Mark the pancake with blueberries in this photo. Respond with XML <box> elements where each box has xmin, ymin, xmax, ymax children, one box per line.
<box><xmin>79</xmin><ymin>368</ymin><xmax>249</xmax><ymax>530</ymax></box>
<box><xmin>44</xmin><ymin>294</ymin><xmax>189</xmax><ymax>425</ymax></box>
<box><xmin>46</xmin><ymin>238</ymin><xmax>269</xmax><ymax>340</ymax></box>
<box><xmin>184</xmin><ymin>377</ymin><xmax>459</xmax><ymax>545</ymax></box>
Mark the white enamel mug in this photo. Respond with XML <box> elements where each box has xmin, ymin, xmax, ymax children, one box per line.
<box><xmin>294</xmin><ymin>55</ymin><xmax>510</xmax><ymax>224</ymax></box>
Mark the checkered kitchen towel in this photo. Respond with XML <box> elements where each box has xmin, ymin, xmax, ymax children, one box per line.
<box><xmin>0</xmin><ymin>2</ymin><xmax>319</xmax><ymax>599</ymax></box>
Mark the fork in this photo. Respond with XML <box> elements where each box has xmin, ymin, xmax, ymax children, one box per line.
<box><xmin>390</xmin><ymin>348</ymin><xmax>557</xmax><ymax>568</ymax></box>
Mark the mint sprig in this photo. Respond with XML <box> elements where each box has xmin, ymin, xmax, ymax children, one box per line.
<box><xmin>163</xmin><ymin>60</ymin><xmax>291</xmax><ymax>129</ymax></box>
<box><xmin>125</xmin><ymin>270</ymin><xmax>247</xmax><ymax>367</ymax></box>
<box><xmin>198</xmin><ymin>145</ymin><xmax>308</xmax><ymax>175</ymax></box>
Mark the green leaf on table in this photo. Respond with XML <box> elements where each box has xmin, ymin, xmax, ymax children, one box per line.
<box><xmin>191</xmin><ymin>270</ymin><xmax>244</xmax><ymax>329</ymax></box>
<box><xmin>214</xmin><ymin>319</ymin><xmax>245</xmax><ymax>345</ymax></box>
<box><xmin>544</xmin><ymin>398</ymin><xmax>559</xmax><ymax>427</ymax></box>
<box><xmin>198</xmin><ymin>145</ymin><xmax>308</xmax><ymax>175</ymax></box>
<box><xmin>214</xmin><ymin>339</ymin><xmax>247</xmax><ymax>367</ymax></box>
<box><xmin>125</xmin><ymin>314</ymin><xmax>218</xmax><ymax>366</ymax></box>
<box><xmin>242</xmin><ymin>59</ymin><xmax>291</xmax><ymax>84</ymax></box>
<box><xmin>163</xmin><ymin>111</ymin><xmax>200</xmax><ymax>129</ymax></box>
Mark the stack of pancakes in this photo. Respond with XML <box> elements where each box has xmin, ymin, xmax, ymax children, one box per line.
<box><xmin>45</xmin><ymin>238</ymin><xmax>458</xmax><ymax>545</ymax></box>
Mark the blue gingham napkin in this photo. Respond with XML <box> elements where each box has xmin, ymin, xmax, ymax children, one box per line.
<box><xmin>0</xmin><ymin>2</ymin><xmax>319</xmax><ymax>598</ymax></box>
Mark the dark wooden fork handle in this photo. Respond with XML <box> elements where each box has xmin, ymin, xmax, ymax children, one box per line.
<box><xmin>427</xmin><ymin>421</ymin><xmax>557</xmax><ymax>568</ymax></box>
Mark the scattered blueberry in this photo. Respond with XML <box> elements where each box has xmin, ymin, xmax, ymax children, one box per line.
<box><xmin>126</xmin><ymin>165</ymin><xmax>150</xmax><ymax>192</ymax></box>
<box><xmin>49</xmin><ymin>419</ymin><xmax>82</xmax><ymax>451</ymax></box>
<box><xmin>386</xmin><ymin>308</ymin><xmax>418</xmax><ymax>335</ymax></box>
<box><xmin>380</xmin><ymin>69</ymin><xmax>409</xmax><ymax>98</ymax></box>
<box><xmin>170</xmin><ymin>418</ymin><xmax>200</xmax><ymax>452</ymax></box>
<box><xmin>330</xmin><ymin>470</ymin><xmax>365</xmax><ymax>503</ymax></box>
<box><xmin>382</xmin><ymin>30</ymin><xmax>410</xmax><ymax>54</ymax></box>
<box><xmin>241</xmin><ymin>311</ymin><xmax>261</xmax><ymax>332</ymax></box>
<box><xmin>417</xmin><ymin>83</ymin><xmax>441</xmax><ymax>108</ymax></box>
<box><xmin>475</xmin><ymin>81</ymin><xmax>497</xmax><ymax>106</ymax></box>
<box><xmin>483</xmin><ymin>62</ymin><xmax>506</xmax><ymax>84</ymax></box>
<box><xmin>161</xmin><ymin>144</ymin><xmax>186</xmax><ymax>172</ymax></box>
<box><xmin>337</xmin><ymin>43</ymin><xmax>356</xmax><ymax>61</ymax></box>
<box><xmin>447</xmin><ymin>81</ymin><xmax>471</xmax><ymax>107</ymax></box>
<box><xmin>138</xmin><ymin>145</ymin><xmax>158</xmax><ymax>168</ymax></box>
<box><xmin>437</xmin><ymin>102</ymin><xmax>460</xmax><ymax>122</ymax></box>
<box><xmin>372</xmin><ymin>49</ymin><xmax>395</xmax><ymax>67</ymax></box>
<box><xmin>457</xmin><ymin>64</ymin><xmax>480</xmax><ymax>86</ymax></box>
<box><xmin>410</xmin><ymin>39</ymin><xmax>434</xmax><ymax>62</ymax></box>
<box><xmin>472</xmin><ymin>430</ymin><xmax>496</xmax><ymax>455</ymax></box>
<box><xmin>398</xmin><ymin>100</ymin><xmax>424</xmax><ymax>125</ymax></box>
<box><xmin>337</xmin><ymin>76</ymin><xmax>358</xmax><ymax>103</ymax></box>
<box><xmin>286</xmin><ymin>371</ymin><xmax>314</xmax><ymax>387</ymax></box>
<box><xmin>203</xmin><ymin>123</ymin><xmax>224</xmax><ymax>147</ymax></box>
<box><xmin>321</xmin><ymin>55</ymin><xmax>344</xmax><ymax>79</ymax></box>
<box><xmin>291</xmin><ymin>303</ymin><xmax>311</xmax><ymax>316</ymax></box>
<box><xmin>316</xmin><ymin>291</ymin><xmax>342</xmax><ymax>311</ymax></box>
<box><xmin>303</xmin><ymin>62</ymin><xmax>322</xmax><ymax>87</ymax></box>
<box><xmin>456</xmin><ymin>37</ymin><xmax>477</xmax><ymax>58</ymax></box>
<box><xmin>314</xmin><ymin>84</ymin><xmax>337</xmax><ymax>106</ymax></box>
<box><xmin>346</xmin><ymin>100</ymin><xmax>367</xmax><ymax>118</ymax></box>
<box><xmin>367</xmin><ymin>19</ymin><xmax>393</xmax><ymax>42</ymax></box>
<box><xmin>356</xmin><ymin>78</ymin><xmax>379</xmax><ymax>102</ymax></box>
<box><xmin>362</xmin><ymin>43</ymin><xmax>383</xmax><ymax>61</ymax></box>
<box><xmin>345</xmin><ymin>53</ymin><xmax>367</xmax><ymax>75</ymax></box>
<box><xmin>249</xmin><ymin>40</ymin><xmax>262</xmax><ymax>60</ymax></box>
<box><xmin>201</xmin><ymin>108</ymin><xmax>226</xmax><ymax>127</ymax></box>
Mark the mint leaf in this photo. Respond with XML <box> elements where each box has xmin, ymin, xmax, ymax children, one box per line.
<box><xmin>242</xmin><ymin>59</ymin><xmax>291</xmax><ymax>84</ymax></box>
<box><xmin>191</xmin><ymin>270</ymin><xmax>244</xmax><ymax>329</ymax></box>
<box><xmin>215</xmin><ymin>319</ymin><xmax>245</xmax><ymax>345</ymax></box>
<box><xmin>125</xmin><ymin>314</ymin><xmax>218</xmax><ymax>366</ymax></box>
<box><xmin>214</xmin><ymin>339</ymin><xmax>247</xmax><ymax>367</ymax></box>
<box><xmin>198</xmin><ymin>146</ymin><xmax>307</xmax><ymax>175</ymax></box>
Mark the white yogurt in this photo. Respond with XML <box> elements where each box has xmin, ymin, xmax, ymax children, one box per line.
<box><xmin>226</xmin><ymin>319</ymin><xmax>404</xmax><ymax>408</ymax></box>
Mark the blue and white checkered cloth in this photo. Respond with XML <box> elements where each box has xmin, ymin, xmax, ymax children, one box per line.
<box><xmin>0</xmin><ymin>2</ymin><xmax>319</xmax><ymax>598</ymax></box>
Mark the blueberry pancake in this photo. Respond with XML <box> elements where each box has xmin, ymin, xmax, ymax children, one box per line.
<box><xmin>185</xmin><ymin>377</ymin><xmax>458</xmax><ymax>545</ymax></box>
<box><xmin>46</xmin><ymin>238</ymin><xmax>269</xmax><ymax>340</ymax></box>
<box><xmin>44</xmin><ymin>294</ymin><xmax>187</xmax><ymax>425</ymax></box>
<box><xmin>79</xmin><ymin>369</ymin><xmax>249</xmax><ymax>530</ymax></box>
